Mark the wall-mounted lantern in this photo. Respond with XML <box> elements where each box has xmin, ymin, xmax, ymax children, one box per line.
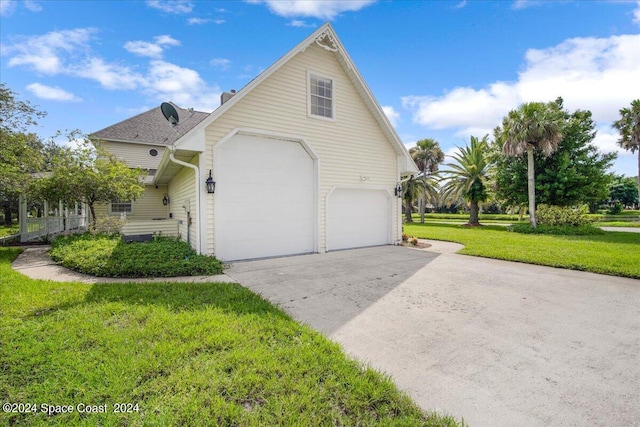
<box><xmin>394</xmin><ymin>182</ymin><xmax>402</xmax><ymax>198</ymax></box>
<box><xmin>205</xmin><ymin>170</ymin><xmax>216</xmax><ymax>194</ymax></box>
<box><xmin>162</xmin><ymin>194</ymin><xmax>170</xmax><ymax>206</ymax></box>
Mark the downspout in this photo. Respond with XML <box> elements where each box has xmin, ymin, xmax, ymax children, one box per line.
<box><xmin>168</xmin><ymin>147</ymin><xmax>201</xmax><ymax>254</ymax></box>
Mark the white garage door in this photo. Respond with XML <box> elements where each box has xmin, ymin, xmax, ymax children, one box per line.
<box><xmin>215</xmin><ymin>134</ymin><xmax>315</xmax><ymax>261</ymax></box>
<box><xmin>326</xmin><ymin>188</ymin><xmax>391</xmax><ymax>251</ymax></box>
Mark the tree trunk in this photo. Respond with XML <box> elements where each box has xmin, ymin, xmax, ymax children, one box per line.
<box><xmin>2</xmin><ymin>202</ymin><xmax>11</xmax><ymax>226</ymax></box>
<box><xmin>89</xmin><ymin>203</ymin><xmax>97</xmax><ymax>230</ymax></box>
<box><xmin>637</xmin><ymin>150</ymin><xmax>639</xmax><ymax>207</ymax></box>
<box><xmin>420</xmin><ymin>186</ymin><xmax>426</xmax><ymax>223</ymax></box>
<box><xmin>468</xmin><ymin>201</ymin><xmax>480</xmax><ymax>225</ymax></box>
<box><xmin>404</xmin><ymin>197</ymin><xmax>413</xmax><ymax>223</ymax></box>
<box><xmin>527</xmin><ymin>145</ymin><xmax>537</xmax><ymax>228</ymax></box>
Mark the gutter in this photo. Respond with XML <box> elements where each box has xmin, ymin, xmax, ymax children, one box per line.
<box><xmin>168</xmin><ymin>146</ymin><xmax>201</xmax><ymax>254</ymax></box>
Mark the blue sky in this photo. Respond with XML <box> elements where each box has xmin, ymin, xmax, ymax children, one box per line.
<box><xmin>1</xmin><ymin>0</ymin><xmax>639</xmax><ymax>177</ymax></box>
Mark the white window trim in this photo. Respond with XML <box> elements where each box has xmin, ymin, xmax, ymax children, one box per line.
<box><xmin>307</xmin><ymin>70</ymin><xmax>335</xmax><ymax>122</ymax></box>
<box><xmin>108</xmin><ymin>200</ymin><xmax>134</xmax><ymax>215</ymax></box>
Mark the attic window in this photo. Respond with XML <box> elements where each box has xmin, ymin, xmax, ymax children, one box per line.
<box><xmin>149</xmin><ymin>149</ymin><xmax>158</xmax><ymax>157</ymax></box>
<box><xmin>308</xmin><ymin>72</ymin><xmax>334</xmax><ymax>120</ymax></box>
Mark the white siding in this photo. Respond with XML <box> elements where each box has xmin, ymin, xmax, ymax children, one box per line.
<box><xmin>167</xmin><ymin>155</ymin><xmax>199</xmax><ymax>249</ymax></box>
<box><xmin>94</xmin><ymin>185</ymin><xmax>168</xmax><ymax>221</ymax></box>
<box><xmin>101</xmin><ymin>141</ymin><xmax>165</xmax><ymax>170</ymax></box>
<box><xmin>121</xmin><ymin>219</ymin><xmax>179</xmax><ymax>237</ymax></box>
<box><xmin>205</xmin><ymin>44</ymin><xmax>398</xmax><ymax>254</ymax></box>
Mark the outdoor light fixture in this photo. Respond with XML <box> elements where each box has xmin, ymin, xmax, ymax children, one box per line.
<box><xmin>162</xmin><ymin>195</ymin><xmax>170</xmax><ymax>205</ymax></box>
<box><xmin>394</xmin><ymin>183</ymin><xmax>402</xmax><ymax>198</ymax></box>
<box><xmin>205</xmin><ymin>170</ymin><xmax>216</xmax><ymax>194</ymax></box>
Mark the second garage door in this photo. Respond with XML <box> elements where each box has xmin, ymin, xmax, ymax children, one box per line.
<box><xmin>326</xmin><ymin>188</ymin><xmax>391</xmax><ymax>251</ymax></box>
<box><xmin>214</xmin><ymin>134</ymin><xmax>315</xmax><ymax>261</ymax></box>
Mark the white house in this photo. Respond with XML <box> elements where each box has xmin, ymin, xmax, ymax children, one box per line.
<box><xmin>92</xmin><ymin>23</ymin><xmax>418</xmax><ymax>261</ymax></box>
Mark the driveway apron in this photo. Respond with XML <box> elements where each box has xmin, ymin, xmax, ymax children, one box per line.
<box><xmin>227</xmin><ymin>244</ymin><xmax>640</xmax><ymax>427</ymax></box>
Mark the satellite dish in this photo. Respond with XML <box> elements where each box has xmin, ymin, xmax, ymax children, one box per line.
<box><xmin>160</xmin><ymin>102</ymin><xmax>179</xmax><ymax>125</ymax></box>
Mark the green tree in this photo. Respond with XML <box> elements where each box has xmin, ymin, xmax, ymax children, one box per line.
<box><xmin>401</xmin><ymin>174</ymin><xmax>439</xmax><ymax>223</ymax></box>
<box><xmin>493</xmin><ymin>105</ymin><xmax>615</xmax><ymax>213</ymax></box>
<box><xmin>609</xmin><ymin>175</ymin><xmax>639</xmax><ymax>208</ymax></box>
<box><xmin>0</xmin><ymin>83</ymin><xmax>47</xmax><ymax>225</ymax></box>
<box><xmin>31</xmin><ymin>136</ymin><xmax>146</xmax><ymax>227</ymax></box>
<box><xmin>612</xmin><ymin>99</ymin><xmax>640</xmax><ymax>204</ymax></box>
<box><xmin>497</xmin><ymin>100</ymin><xmax>564</xmax><ymax>227</ymax></box>
<box><xmin>441</xmin><ymin>135</ymin><xmax>492</xmax><ymax>226</ymax></box>
<box><xmin>409</xmin><ymin>138</ymin><xmax>444</xmax><ymax>223</ymax></box>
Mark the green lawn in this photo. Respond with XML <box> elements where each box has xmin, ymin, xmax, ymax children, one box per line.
<box><xmin>0</xmin><ymin>248</ymin><xmax>462</xmax><ymax>426</ymax></box>
<box><xmin>404</xmin><ymin>223</ymin><xmax>640</xmax><ymax>279</ymax></box>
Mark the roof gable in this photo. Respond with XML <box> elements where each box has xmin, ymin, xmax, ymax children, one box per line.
<box><xmin>173</xmin><ymin>23</ymin><xmax>418</xmax><ymax>174</ymax></box>
<box><xmin>91</xmin><ymin>102</ymin><xmax>208</xmax><ymax>146</ymax></box>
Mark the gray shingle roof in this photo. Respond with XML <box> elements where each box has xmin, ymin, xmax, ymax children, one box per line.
<box><xmin>90</xmin><ymin>102</ymin><xmax>209</xmax><ymax>146</ymax></box>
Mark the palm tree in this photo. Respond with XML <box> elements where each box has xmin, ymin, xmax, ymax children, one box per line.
<box><xmin>440</xmin><ymin>136</ymin><xmax>491</xmax><ymax>226</ymax></box>
<box><xmin>402</xmin><ymin>174</ymin><xmax>439</xmax><ymax>223</ymax></box>
<box><xmin>498</xmin><ymin>101</ymin><xmax>564</xmax><ymax>228</ymax></box>
<box><xmin>612</xmin><ymin>100</ymin><xmax>640</xmax><ymax>205</ymax></box>
<box><xmin>409</xmin><ymin>138</ymin><xmax>445</xmax><ymax>223</ymax></box>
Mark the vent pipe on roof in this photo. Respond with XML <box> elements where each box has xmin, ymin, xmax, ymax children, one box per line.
<box><xmin>220</xmin><ymin>89</ymin><xmax>236</xmax><ymax>105</ymax></box>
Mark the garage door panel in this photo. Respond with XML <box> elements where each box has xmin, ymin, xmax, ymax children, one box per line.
<box><xmin>215</xmin><ymin>134</ymin><xmax>315</xmax><ymax>261</ymax></box>
<box><xmin>327</xmin><ymin>189</ymin><xmax>390</xmax><ymax>251</ymax></box>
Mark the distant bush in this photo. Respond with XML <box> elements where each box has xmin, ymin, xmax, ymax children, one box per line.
<box><xmin>51</xmin><ymin>233</ymin><xmax>224</xmax><ymax>277</ymax></box>
<box><xmin>607</xmin><ymin>202</ymin><xmax>623</xmax><ymax>215</ymax></box>
<box><xmin>508</xmin><ymin>223</ymin><xmax>604</xmax><ymax>236</ymax></box>
<box><xmin>536</xmin><ymin>204</ymin><xmax>593</xmax><ymax>227</ymax></box>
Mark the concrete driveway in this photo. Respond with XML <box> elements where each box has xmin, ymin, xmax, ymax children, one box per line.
<box><xmin>226</xmin><ymin>244</ymin><xmax>640</xmax><ymax>427</ymax></box>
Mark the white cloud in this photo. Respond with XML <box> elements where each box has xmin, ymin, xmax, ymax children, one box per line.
<box><xmin>144</xmin><ymin>60</ymin><xmax>220</xmax><ymax>111</ymax></box>
<box><xmin>210</xmin><ymin>58</ymin><xmax>231</xmax><ymax>70</ymax></box>
<box><xmin>455</xmin><ymin>1</ymin><xmax>467</xmax><ymax>9</ymax></box>
<box><xmin>382</xmin><ymin>105</ymin><xmax>400</xmax><ymax>127</ymax></box>
<box><xmin>146</xmin><ymin>0</ymin><xmax>193</xmax><ymax>14</ymax></box>
<box><xmin>0</xmin><ymin>0</ymin><xmax>16</xmax><ymax>16</ymax></box>
<box><xmin>214</xmin><ymin>19</ymin><xmax>226</xmax><ymax>24</ymax></box>
<box><xmin>512</xmin><ymin>0</ymin><xmax>542</xmax><ymax>10</ymax></box>
<box><xmin>634</xmin><ymin>1</ymin><xmax>640</xmax><ymax>25</ymax></box>
<box><xmin>73</xmin><ymin>57</ymin><xmax>144</xmax><ymax>90</ymax></box>
<box><xmin>124</xmin><ymin>41</ymin><xmax>164</xmax><ymax>58</ymax></box>
<box><xmin>5</xmin><ymin>28</ymin><xmax>97</xmax><ymax>74</ymax></box>
<box><xmin>4</xmin><ymin>27</ymin><xmax>218</xmax><ymax>111</ymax></box>
<box><xmin>24</xmin><ymin>0</ymin><xmax>42</xmax><ymax>12</ymax></box>
<box><xmin>26</xmin><ymin>83</ymin><xmax>81</xmax><ymax>102</ymax></box>
<box><xmin>188</xmin><ymin>17</ymin><xmax>211</xmax><ymax>25</ymax></box>
<box><xmin>287</xmin><ymin>20</ymin><xmax>316</xmax><ymax>27</ymax></box>
<box><xmin>248</xmin><ymin>0</ymin><xmax>377</xmax><ymax>20</ymax></box>
<box><xmin>403</xmin><ymin>34</ymin><xmax>640</xmax><ymax>138</ymax></box>
<box><xmin>124</xmin><ymin>35</ymin><xmax>180</xmax><ymax>58</ymax></box>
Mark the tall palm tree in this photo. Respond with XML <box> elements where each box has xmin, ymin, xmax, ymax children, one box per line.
<box><xmin>499</xmin><ymin>101</ymin><xmax>564</xmax><ymax>228</ymax></box>
<box><xmin>440</xmin><ymin>136</ymin><xmax>491</xmax><ymax>226</ymax></box>
<box><xmin>612</xmin><ymin>99</ymin><xmax>640</xmax><ymax>204</ymax></box>
<box><xmin>409</xmin><ymin>138</ymin><xmax>444</xmax><ymax>223</ymax></box>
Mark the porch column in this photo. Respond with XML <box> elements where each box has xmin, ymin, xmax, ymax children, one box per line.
<box><xmin>19</xmin><ymin>194</ymin><xmax>28</xmax><ymax>242</ymax></box>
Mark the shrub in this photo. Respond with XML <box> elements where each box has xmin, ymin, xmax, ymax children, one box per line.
<box><xmin>50</xmin><ymin>233</ymin><xmax>224</xmax><ymax>277</ymax></box>
<box><xmin>536</xmin><ymin>204</ymin><xmax>593</xmax><ymax>226</ymax></box>
<box><xmin>410</xmin><ymin>237</ymin><xmax>419</xmax><ymax>246</ymax></box>
<box><xmin>402</xmin><ymin>233</ymin><xmax>409</xmax><ymax>242</ymax></box>
<box><xmin>508</xmin><ymin>223</ymin><xmax>604</xmax><ymax>236</ymax></box>
<box><xmin>607</xmin><ymin>202</ymin><xmax>623</xmax><ymax>215</ymax></box>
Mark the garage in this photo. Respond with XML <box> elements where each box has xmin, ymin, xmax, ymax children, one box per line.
<box><xmin>214</xmin><ymin>134</ymin><xmax>316</xmax><ymax>261</ymax></box>
<box><xmin>326</xmin><ymin>188</ymin><xmax>391</xmax><ymax>251</ymax></box>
